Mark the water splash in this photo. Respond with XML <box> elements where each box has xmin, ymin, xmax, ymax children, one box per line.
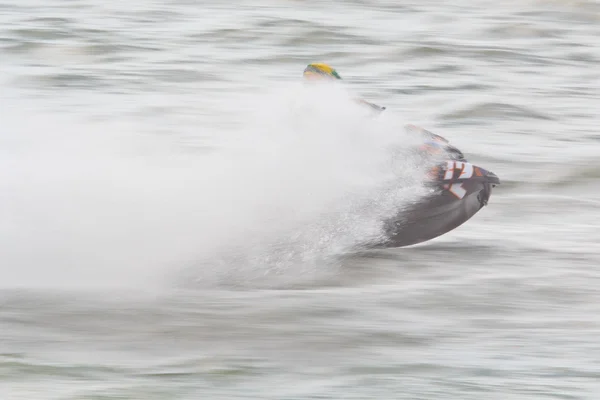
<box><xmin>0</xmin><ymin>82</ymin><xmax>432</xmax><ymax>290</ymax></box>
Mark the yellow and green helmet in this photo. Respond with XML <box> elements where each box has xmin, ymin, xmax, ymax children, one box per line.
<box><xmin>303</xmin><ymin>63</ymin><xmax>342</xmax><ymax>80</ymax></box>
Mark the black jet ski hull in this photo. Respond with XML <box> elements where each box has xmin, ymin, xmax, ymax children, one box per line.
<box><xmin>376</xmin><ymin>160</ymin><xmax>500</xmax><ymax>248</ymax></box>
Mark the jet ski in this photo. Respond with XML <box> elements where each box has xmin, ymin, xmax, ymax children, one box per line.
<box><xmin>374</xmin><ymin>124</ymin><xmax>500</xmax><ymax>248</ymax></box>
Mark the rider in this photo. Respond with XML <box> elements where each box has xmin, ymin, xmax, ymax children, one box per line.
<box><xmin>302</xmin><ymin>63</ymin><xmax>386</xmax><ymax>113</ymax></box>
<box><xmin>303</xmin><ymin>63</ymin><xmax>464</xmax><ymax>159</ymax></box>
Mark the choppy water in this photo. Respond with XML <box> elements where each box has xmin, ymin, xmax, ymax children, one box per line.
<box><xmin>1</xmin><ymin>1</ymin><xmax>600</xmax><ymax>399</ymax></box>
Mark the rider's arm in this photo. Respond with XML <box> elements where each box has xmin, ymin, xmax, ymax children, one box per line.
<box><xmin>356</xmin><ymin>98</ymin><xmax>386</xmax><ymax>112</ymax></box>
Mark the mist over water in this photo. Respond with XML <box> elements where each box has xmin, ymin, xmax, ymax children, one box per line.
<box><xmin>0</xmin><ymin>82</ymin><xmax>432</xmax><ymax>290</ymax></box>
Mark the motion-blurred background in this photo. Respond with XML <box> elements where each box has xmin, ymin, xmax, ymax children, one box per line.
<box><xmin>1</xmin><ymin>1</ymin><xmax>599</xmax><ymax>399</ymax></box>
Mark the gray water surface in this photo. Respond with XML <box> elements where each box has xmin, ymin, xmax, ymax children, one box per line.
<box><xmin>1</xmin><ymin>1</ymin><xmax>600</xmax><ymax>399</ymax></box>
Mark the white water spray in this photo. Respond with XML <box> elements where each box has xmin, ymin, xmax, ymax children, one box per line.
<box><xmin>0</xmin><ymin>82</ymin><xmax>432</xmax><ymax>290</ymax></box>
